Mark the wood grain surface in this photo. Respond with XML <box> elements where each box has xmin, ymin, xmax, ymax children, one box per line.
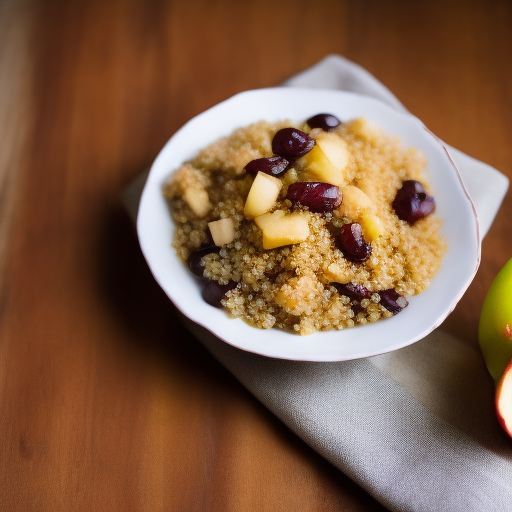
<box><xmin>1</xmin><ymin>0</ymin><xmax>511</xmax><ymax>510</ymax></box>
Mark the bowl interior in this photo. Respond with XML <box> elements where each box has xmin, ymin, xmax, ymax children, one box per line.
<box><xmin>137</xmin><ymin>88</ymin><xmax>480</xmax><ymax>361</ymax></box>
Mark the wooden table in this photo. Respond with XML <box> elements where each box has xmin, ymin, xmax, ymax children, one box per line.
<box><xmin>1</xmin><ymin>1</ymin><xmax>510</xmax><ymax>510</ymax></box>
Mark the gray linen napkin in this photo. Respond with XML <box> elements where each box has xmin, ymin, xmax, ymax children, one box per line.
<box><xmin>126</xmin><ymin>56</ymin><xmax>512</xmax><ymax>512</ymax></box>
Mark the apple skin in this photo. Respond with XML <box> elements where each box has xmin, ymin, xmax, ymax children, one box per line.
<box><xmin>479</xmin><ymin>257</ymin><xmax>512</xmax><ymax>382</ymax></box>
<box><xmin>495</xmin><ymin>357</ymin><xmax>512</xmax><ymax>438</ymax></box>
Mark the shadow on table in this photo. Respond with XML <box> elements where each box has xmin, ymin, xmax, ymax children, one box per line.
<box><xmin>94</xmin><ymin>199</ymin><xmax>388</xmax><ymax>512</ymax></box>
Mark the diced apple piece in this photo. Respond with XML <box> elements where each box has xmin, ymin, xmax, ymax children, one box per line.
<box><xmin>337</xmin><ymin>186</ymin><xmax>385</xmax><ymax>241</ymax></box>
<box><xmin>261</xmin><ymin>212</ymin><xmax>309</xmax><ymax>250</ymax></box>
<box><xmin>254</xmin><ymin>210</ymin><xmax>286</xmax><ymax>230</ymax></box>
<box><xmin>183</xmin><ymin>187</ymin><xmax>211</xmax><ymax>217</ymax></box>
<box><xmin>323</xmin><ymin>263</ymin><xmax>351</xmax><ymax>284</ymax></box>
<box><xmin>275</xmin><ymin>275</ymin><xmax>319</xmax><ymax>315</ymax></box>
<box><xmin>244</xmin><ymin>171</ymin><xmax>282</xmax><ymax>218</ymax></box>
<box><xmin>359</xmin><ymin>211</ymin><xmax>385</xmax><ymax>242</ymax></box>
<box><xmin>338</xmin><ymin>185</ymin><xmax>375</xmax><ymax>218</ymax></box>
<box><xmin>208</xmin><ymin>217</ymin><xmax>235</xmax><ymax>246</ymax></box>
<box><xmin>296</xmin><ymin>132</ymin><xmax>350</xmax><ymax>187</ymax></box>
<box><xmin>316</xmin><ymin>132</ymin><xmax>350</xmax><ymax>169</ymax></box>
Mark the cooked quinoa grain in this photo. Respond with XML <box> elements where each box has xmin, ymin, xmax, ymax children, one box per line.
<box><xmin>164</xmin><ymin>118</ymin><xmax>447</xmax><ymax>335</ymax></box>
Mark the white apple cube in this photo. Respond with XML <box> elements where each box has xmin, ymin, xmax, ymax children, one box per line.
<box><xmin>261</xmin><ymin>212</ymin><xmax>310</xmax><ymax>250</ymax></box>
<box><xmin>244</xmin><ymin>172</ymin><xmax>282</xmax><ymax>219</ymax></box>
<box><xmin>183</xmin><ymin>187</ymin><xmax>211</xmax><ymax>217</ymax></box>
<box><xmin>208</xmin><ymin>217</ymin><xmax>235</xmax><ymax>246</ymax></box>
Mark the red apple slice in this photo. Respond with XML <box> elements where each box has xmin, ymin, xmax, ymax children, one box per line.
<box><xmin>496</xmin><ymin>357</ymin><xmax>512</xmax><ymax>438</ymax></box>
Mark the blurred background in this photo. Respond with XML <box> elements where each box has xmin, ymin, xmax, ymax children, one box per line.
<box><xmin>0</xmin><ymin>0</ymin><xmax>511</xmax><ymax>510</ymax></box>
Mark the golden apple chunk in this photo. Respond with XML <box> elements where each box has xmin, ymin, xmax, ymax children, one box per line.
<box><xmin>261</xmin><ymin>212</ymin><xmax>310</xmax><ymax>250</ymax></box>
<box><xmin>254</xmin><ymin>210</ymin><xmax>286</xmax><ymax>229</ymax></box>
<box><xmin>338</xmin><ymin>185</ymin><xmax>384</xmax><ymax>241</ymax></box>
<box><xmin>297</xmin><ymin>132</ymin><xmax>350</xmax><ymax>187</ymax></box>
<box><xmin>244</xmin><ymin>171</ymin><xmax>282</xmax><ymax>218</ymax></box>
<box><xmin>338</xmin><ymin>185</ymin><xmax>374</xmax><ymax>218</ymax></box>
<box><xmin>359</xmin><ymin>210</ymin><xmax>385</xmax><ymax>242</ymax></box>
<box><xmin>208</xmin><ymin>217</ymin><xmax>235</xmax><ymax>246</ymax></box>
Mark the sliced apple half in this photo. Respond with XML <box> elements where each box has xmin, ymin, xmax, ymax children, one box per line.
<box><xmin>261</xmin><ymin>212</ymin><xmax>309</xmax><ymax>250</ymax></box>
<box><xmin>297</xmin><ymin>132</ymin><xmax>350</xmax><ymax>187</ymax></box>
<box><xmin>496</xmin><ymin>357</ymin><xmax>512</xmax><ymax>438</ymax></box>
<box><xmin>208</xmin><ymin>217</ymin><xmax>235</xmax><ymax>246</ymax></box>
<box><xmin>244</xmin><ymin>171</ymin><xmax>282</xmax><ymax>219</ymax></box>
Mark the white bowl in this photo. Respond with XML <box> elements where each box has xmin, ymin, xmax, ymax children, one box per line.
<box><xmin>137</xmin><ymin>88</ymin><xmax>480</xmax><ymax>361</ymax></box>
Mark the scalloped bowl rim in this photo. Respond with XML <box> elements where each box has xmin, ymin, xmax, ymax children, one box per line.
<box><xmin>137</xmin><ymin>88</ymin><xmax>480</xmax><ymax>361</ymax></box>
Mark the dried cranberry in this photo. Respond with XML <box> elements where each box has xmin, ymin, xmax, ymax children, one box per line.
<box><xmin>306</xmin><ymin>113</ymin><xmax>341</xmax><ymax>131</ymax></box>
<box><xmin>187</xmin><ymin>244</ymin><xmax>220</xmax><ymax>277</ymax></box>
<box><xmin>392</xmin><ymin>180</ymin><xmax>435</xmax><ymax>225</ymax></box>
<box><xmin>272</xmin><ymin>128</ymin><xmax>315</xmax><ymax>161</ymax></box>
<box><xmin>202</xmin><ymin>280</ymin><xmax>237</xmax><ymax>308</ymax></box>
<box><xmin>378</xmin><ymin>289</ymin><xmax>408</xmax><ymax>314</ymax></box>
<box><xmin>336</xmin><ymin>223</ymin><xmax>372</xmax><ymax>263</ymax></box>
<box><xmin>331</xmin><ymin>282</ymin><xmax>370</xmax><ymax>301</ymax></box>
<box><xmin>245</xmin><ymin>156</ymin><xmax>289</xmax><ymax>178</ymax></box>
<box><xmin>286</xmin><ymin>182</ymin><xmax>342</xmax><ymax>213</ymax></box>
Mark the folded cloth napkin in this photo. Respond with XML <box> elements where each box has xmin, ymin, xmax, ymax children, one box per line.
<box><xmin>125</xmin><ymin>55</ymin><xmax>512</xmax><ymax>512</ymax></box>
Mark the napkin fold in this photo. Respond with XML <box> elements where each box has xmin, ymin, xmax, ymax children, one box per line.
<box><xmin>127</xmin><ymin>55</ymin><xmax>512</xmax><ymax>512</ymax></box>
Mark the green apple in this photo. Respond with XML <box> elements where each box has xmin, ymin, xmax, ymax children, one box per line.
<box><xmin>479</xmin><ymin>257</ymin><xmax>512</xmax><ymax>381</ymax></box>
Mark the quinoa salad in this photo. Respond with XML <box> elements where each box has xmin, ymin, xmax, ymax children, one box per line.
<box><xmin>164</xmin><ymin>114</ymin><xmax>447</xmax><ymax>336</ymax></box>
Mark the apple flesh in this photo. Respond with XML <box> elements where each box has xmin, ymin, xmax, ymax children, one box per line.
<box><xmin>261</xmin><ymin>212</ymin><xmax>309</xmax><ymax>250</ymax></box>
<box><xmin>496</xmin><ymin>357</ymin><xmax>512</xmax><ymax>438</ymax></box>
<box><xmin>338</xmin><ymin>185</ymin><xmax>374</xmax><ymax>218</ymax></box>
<box><xmin>479</xmin><ymin>257</ymin><xmax>512</xmax><ymax>381</ymax></box>
<box><xmin>183</xmin><ymin>187</ymin><xmax>211</xmax><ymax>217</ymax></box>
<box><xmin>244</xmin><ymin>171</ymin><xmax>282</xmax><ymax>218</ymax></box>
<box><xmin>338</xmin><ymin>185</ymin><xmax>385</xmax><ymax>241</ymax></box>
<box><xmin>359</xmin><ymin>210</ymin><xmax>385</xmax><ymax>242</ymax></box>
<box><xmin>254</xmin><ymin>209</ymin><xmax>286</xmax><ymax>230</ymax></box>
<box><xmin>323</xmin><ymin>262</ymin><xmax>351</xmax><ymax>284</ymax></box>
<box><xmin>296</xmin><ymin>132</ymin><xmax>349</xmax><ymax>187</ymax></box>
<box><xmin>208</xmin><ymin>217</ymin><xmax>235</xmax><ymax>246</ymax></box>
